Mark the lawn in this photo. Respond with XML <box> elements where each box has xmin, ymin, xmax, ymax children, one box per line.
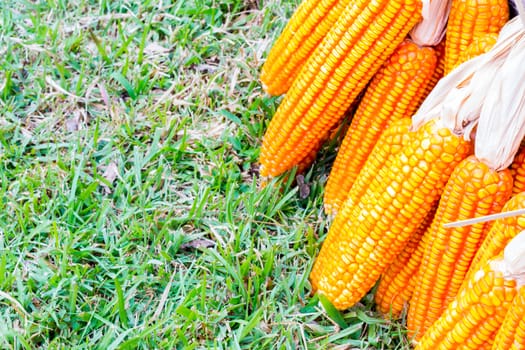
<box><xmin>0</xmin><ymin>0</ymin><xmax>409</xmax><ymax>348</ymax></box>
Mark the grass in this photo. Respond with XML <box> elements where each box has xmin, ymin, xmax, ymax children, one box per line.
<box><xmin>0</xmin><ymin>0</ymin><xmax>410</xmax><ymax>348</ymax></box>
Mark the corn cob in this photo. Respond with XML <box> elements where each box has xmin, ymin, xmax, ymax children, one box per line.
<box><xmin>260</xmin><ymin>0</ymin><xmax>354</xmax><ymax>95</ymax></box>
<box><xmin>407</xmin><ymin>155</ymin><xmax>513</xmax><ymax>340</ymax></box>
<box><xmin>465</xmin><ymin>192</ymin><xmax>525</xmax><ymax>285</ymax></box>
<box><xmin>374</xmin><ymin>206</ymin><xmax>437</xmax><ymax>316</ymax></box>
<box><xmin>492</xmin><ymin>285</ymin><xmax>525</xmax><ymax>350</ymax></box>
<box><xmin>311</xmin><ymin>118</ymin><xmax>413</xmax><ymax>277</ymax></box>
<box><xmin>293</xmin><ymin>117</ymin><xmax>351</xmax><ymax>174</ymax></box>
<box><xmin>310</xmin><ymin>118</ymin><xmax>473</xmax><ymax>309</ymax></box>
<box><xmin>420</xmin><ymin>39</ymin><xmax>446</xmax><ymax>103</ymax></box>
<box><xmin>259</xmin><ymin>0</ymin><xmax>423</xmax><ymax>177</ymax></box>
<box><xmin>323</xmin><ymin>40</ymin><xmax>437</xmax><ymax>214</ymax></box>
<box><xmin>443</xmin><ymin>0</ymin><xmax>509</xmax><ymax>75</ymax></box>
<box><xmin>336</xmin><ymin>117</ymin><xmax>413</xmax><ymax>214</ymax></box>
<box><xmin>510</xmin><ymin>147</ymin><xmax>525</xmax><ymax>195</ymax></box>
<box><xmin>414</xmin><ymin>232</ymin><xmax>524</xmax><ymax>350</ymax></box>
<box><xmin>295</xmin><ymin>141</ymin><xmax>321</xmax><ymax>174</ymax></box>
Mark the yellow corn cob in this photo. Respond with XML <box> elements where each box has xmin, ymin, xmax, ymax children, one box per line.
<box><xmin>311</xmin><ymin>118</ymin><xmax>413</xmax><ymax>281</ymax></box>
<box><xmin>443</xmin><ymin>0</ymin><xmax>509</xmax><ymax>75</ymax></box>
<box><xmin>310</xmin><ymin>118</ymin><xmax>473</xmax><ymax>309</ymax></box>
<box><xmin>260</xmin><ymin>0</ymin><xmax>354</xmax><ymax>95</ymax></box>
<box><xmin>465</xmin><ymin>192</ymin><xmax>525</xmax><ymax>285</ymax></box>
<box><xmin>510</xmin><ymin>148</ymin><xmax>525</xmax><ymax>195</ymax></box>
<box><xmin>374</xmin><ymin>206</ymin><xmax>437</xmax><ymax>317</ymax></box>
<box><xmin>323</xmin><ymin>39</ymin><xmax>437</xmax><ymax>214</ymax></box>
<box><xmin>259</xmin><ymin>0</ymin><xmax>423</xmax><ymax>177</ymax></box>
<box><xmin>337</xmin><ymin>117</ymin><xmax>413</xmax><ymax>214</ymax></box>
<box><xmin>492</xmin><ymin>286</ymin><xmax>525</xmax><ymax>350</ymax></box>
<box><xmin>407</xmin><ymin>155</ymin><xmax>513</xmax><ymax>341</ymax></box>
<box><xmin>415</xmin><ymin>252</ymin><xmax>519</xmax><ymax>349</ymax></box>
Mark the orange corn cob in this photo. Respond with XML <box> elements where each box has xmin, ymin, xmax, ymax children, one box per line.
<box><xmin>374</xmin><ymin>206</ymin><xmax>437</xmax><ymax>316</ymax></box>
<box><xmin>415</xmin><ymin>252</ymin><xmax>519</xmax><ymax>349</ymax></box>
<box><xmin>323</xmin><ymin>39</ymin><xmax>437</xmax><ymax>214</ymax></box>
<box><xmin>310</xmin><ymin>118</ymin><xmax>473</xmax><ymax>309</ymax></box>
<box><xmin>313</xmin><ymin>118</ymin><xmax>412</xmax><ymax>270</ymax></box>
<box><xmin>465</xmin><ymin>192</ymin><xmax>525</xmax><ymax>285</ymax></box>
<box><xmin>407</xmin><ymin>156</ymin><xmax>513</xmax><ymax>340</ymax></box>
<box><xmin>492</xmin><ymin>286</ymin><xmax>525</xmax><ymax>350</ymax></box>
<box><xmin>259</xmin><ymin>0</ymin><xmax>423</xmax><ymax>177</ymax></box>
<box><xmin>335</xmin><ymin>117</ymin><xmax>412</xmax><ymax>213</ymax></box>
<box><xmin>443</xmin><ymin>0</ymin><xmax>509</xmax><ymax>75</ymax></box>
<box><xmin>260</xmin><ymin>0</ymin><xmax>354</xmax><ymax>95</ymax></box>
<box><xmin>510</xmin><ymin>147</ymin><xmax>525</xmax><ymax>195</ymax></box>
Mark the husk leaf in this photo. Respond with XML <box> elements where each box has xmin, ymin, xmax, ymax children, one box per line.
<box><xmin>411</xmin><ymin>16</ymin><xmax>525</xmax><ymax>165</ymax></box>
<box><xmin>409</xmin><ymin>0</ymin><xmax>451</xmax><ymax>46</ymax></box>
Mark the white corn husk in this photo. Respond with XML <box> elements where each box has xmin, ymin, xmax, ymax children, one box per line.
<box><xmin>475</xmin><ymin>37</ymin><xmax>525</xmax><ymax>170</ymax></box>
<box><xmin>487</xmin><ymin>230</ymin><xmax>525</xmax><ymax>287</ymax></box>
<box><xmin>517</xmin><ymin>0</ymin><xmax>525</xmax><ymax>27</ymax></box>
<box><xmin>411</xmin><ymin>14</ymin><xmax>525</xmax><ymax>170</ymax></box>
<box><xmin>409</xmin><ymin>0</ymin><xmax>451</xmax><ymax>46</ymax></box>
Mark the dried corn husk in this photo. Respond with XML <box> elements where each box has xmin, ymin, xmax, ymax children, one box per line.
<box><xmin>490</xmin><ymin>230</ymin><xmax>525</xmax><ymax>286</ymax></box>
<box><xmin>475</xmin><ymin>36</ymin><xmax>525</xmax><ymax>170</ymax></box>
<box><xmin>411</xmin><ymin>13</ymin><xmax>525</xmax><ymax>170</ymax></box>
<box><xmin>409</xmin><ymin>0</ymin><xmax>451</xmax><ymax>46</ymax></box>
